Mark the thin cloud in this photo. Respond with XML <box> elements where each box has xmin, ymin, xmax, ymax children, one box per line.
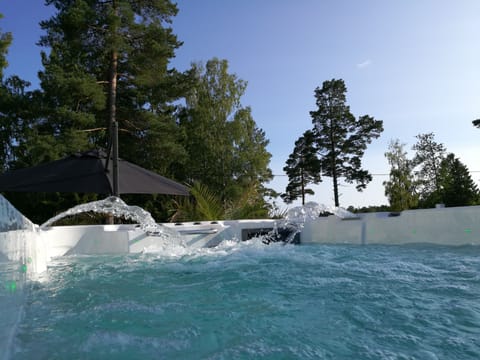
<box><xmin>356</xmin><ymin>59</ymin><xmax>372</xmax><ymax>69</ymax></box>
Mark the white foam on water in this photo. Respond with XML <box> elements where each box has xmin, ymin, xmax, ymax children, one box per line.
<box><xmin>82</xmin><ymin>330</ymin><xmax>190</xmax><ymax>354</ymax></box>
<box><xmin>139</xmin><ymin>201</ymin><xmax>355</xmax><ymax>254</ymax></box>
<box><xmin>140</xmin><ymin>236</ymin><xmax>294</xmax><ymax>269</ymax></box>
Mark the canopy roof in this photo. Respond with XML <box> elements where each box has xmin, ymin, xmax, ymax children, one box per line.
<box><xmin>0</xmin><ymin>149</ymin><xmax>189</xmax><ymax>196</ymax></box>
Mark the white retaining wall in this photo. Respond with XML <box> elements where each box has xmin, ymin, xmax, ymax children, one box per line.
<box><xmin>0</xmin><ymin>195</ymin><xmax>47</xmax><ymax>274</ymax></box>
<box><xmin>301</xmin><ymin>206</ymin><xmax>480</xmax><ymax>245</ymax></box>
<box><xmin>0</xmin><ymin>196</ymin><xmax>49</xmax><ymax>360</ymax></box>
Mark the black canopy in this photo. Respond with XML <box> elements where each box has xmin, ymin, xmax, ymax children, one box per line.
<box><xmin>0</xmin><ymin>149</ymin><xmax>189</xmax><ymax>196</ymax></box>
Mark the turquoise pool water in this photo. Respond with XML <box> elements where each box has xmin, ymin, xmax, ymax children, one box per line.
<box><xmin>7</xmin><ymin>241</ymin><xmax>480</xmax><ymax>359</ymax></box>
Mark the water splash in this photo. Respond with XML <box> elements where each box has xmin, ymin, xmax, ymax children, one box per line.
<box><xmin>40</xmin><ymin>197</ymin><xmax>182</xmax><ymax>243</ymax></box>
<box><xmin>266</xmin><ymin>202</ymin><xmax>357</xmax><ymax>244</ymax></box>
<box><xmin>0</xmin><ymin>195</ymin><xmax>36</xmax><ymax>232</ymax></box>
<box><xmin>285</xmin><ymin>201</ymin><xmax>357</xmax><ymax>225</ymax></box>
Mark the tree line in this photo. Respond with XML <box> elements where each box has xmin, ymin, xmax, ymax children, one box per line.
<box><xmin>283</xmin><ymin>79</ymin><xmax>479</xmax><ymax>211</ymax></box>
<box><xmin>0</xmin><ymin>1</ymin><xmax>272</xmax><ymax>223</ymax></box>
<box><xmin>383</xmin><ymin>133</ymin><xmax>479</xmax><ymax>210</ymax></box>
<box><xmin>1</xmin><ymin>3</ymin><xmax>478</xmax><ymax>223</ymax></box>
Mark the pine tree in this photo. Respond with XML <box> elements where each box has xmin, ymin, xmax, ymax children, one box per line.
<box><xmin>3</xmin><ymin>1</ymin><xmax>189</xmax><ymax>222</ymax></box>
<box><xmin>0</xmin><ymin>14</ymin><xmax>14</xmax><ymax>170</ymax></box>
<box><xmin>0</xmin><ymin>13</ymin><xmax>11</xmax><ymax>80</ymax></box>
<box><xmin>310</xmin><ymin>79</ymin><xmax>383</xmax><ymax>206</ymax></box>
<box><xmin>437</xmin><ymin>153</ymin><xmax>479</xmax><ymax>206</ymax></box>
<box><xmin>0</xmin><ymin>15</ymin><xmax>36</xmax><ymax>171</ymax></box>
<box><xmin>34</xmin><ymin>0</ymin><xmax>187</xmax><ymax>175</ymax></box>
<box><xmin>282</xmin><ymin>130</ymin><xmax>321</xmax><ymax>205</ymax></box>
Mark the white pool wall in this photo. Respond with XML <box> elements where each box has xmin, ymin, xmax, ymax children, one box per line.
<box><xmin>0</xmin><ymin>195</ymin><xmax>48</xmax><ymax>274</ymax></box>
<box><xmin>301</xmin><ymin>205</ymin><xmax>480</xmax><ymax>245</ymax></box>
<box><xmin>0</xmin><ymin>195</ymin><xmax>50</xmax><ymax>360</ymax></box>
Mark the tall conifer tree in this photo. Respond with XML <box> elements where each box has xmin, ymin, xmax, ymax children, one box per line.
<box><xmin>3</xmin><ymin>1</ymin><xmax>190</xmax><ymax>222</ymax></box>
<box><xmin>0</xmin><ymin>14</ymin><xmax>13</xmax><ymax>170</ymax></box>
<box><xmin>0</xmin><ymin>13</ymin><xmax>11</xmax><ymax>80</ymax></box>
<box><xmin>0</xmin><ymin>15</ymin><xmax>35</xmax><ymax>171</ymax></box>
<box><xmin>35</xmin><ymin>0</ymin><xmax>187</xmax><ymax>175</ymax></box>
<box><xmin>282</xmin><ymin>130</ymin><xmax>321</xmax><ymax>205</ymax></box>
<box><xmin>437</xmin><ymin>153</ymin><xmax>479</xmax><ymax>207</ymax></box>
<box><xmin>310</xmin><ymin>79</ymin><xmax>383</xmax><ymax>207</ymax></box>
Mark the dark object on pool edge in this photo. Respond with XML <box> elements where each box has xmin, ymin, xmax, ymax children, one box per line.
<box><xmin>240</xmin><ymin>226</ymin><xmax>300</xmax><ymax>245</ymax></box>
<box><xmin>262</xmin><ymin>225</ymin><xmax>300</xmax><ymax>245</ymax></box>
<box><xmin>0</xmin><ymin>149</ymin><xmax>189</xmax><ymax>196</ymax></box>
<box><xmin>319</xmin><ymin>211</ymin><xmax>334</xmax><ymax>217</ymax></box>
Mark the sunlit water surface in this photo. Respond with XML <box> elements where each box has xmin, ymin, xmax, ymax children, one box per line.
<box><xmin>10</xmin><ymin>241</ymin><xmax>480</xmax><ymax>359</ymax></box>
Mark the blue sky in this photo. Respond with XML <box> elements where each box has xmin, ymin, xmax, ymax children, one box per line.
<box><xmin>1</xmin><ymin>1</ymin><xmax>479</xmax><ymax>208</ymax></box>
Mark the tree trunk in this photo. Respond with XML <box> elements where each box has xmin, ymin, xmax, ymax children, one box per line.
<box><xmin>108</xmin><ymin>1</ymin><xmax>118</xmax><ymax>197</ymax></box>
<box><xmin>329</xmin><ymin>123</ymin><xmax>339</xmax><ymax>207</ymax></box>
<box><xmin>107</xmin><ymin>0</ymin><xmax>118</xmax><ymax>224</ymax></box>
<box><xmin>332</xmin><ymin>169</ymin><xmax>339</xmax><ymax>207</ymax></box>
<box><xmin>109</xmin><ymin>50</ymin><xmax>118</xmax><ymax>196</ymax></box>
<box><xmin>301</xmin><ymin>168</ymin><xmax>305</xmax><ymax>205</ymax></box>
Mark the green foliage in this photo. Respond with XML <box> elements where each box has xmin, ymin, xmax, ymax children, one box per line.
<box><xmin>0</xmin><ymin>16</ymin><xmax>14</xmax><ymax>170</ymax></box>
<box><xmin>182</xmin><ymin>182</ymin><xmax>223</xmax><ymax>221</ymax></box>
<box><xmin>385</xmin><ymin>133</ymin><xmax>478</xmax><ymax>209</ymax></box>
<box><xmin>0</xmin><ymin>13</ymin><xmax>12</xmax><ymax>80</ymax></box>
<box><xmin>383</xmin><ymin>139</ymin><xmax>418</xmax><ymax>211</ymax></box>
<box><xmin>412</xmin><ymin>132</ymin><xmax>446</xmax><ymax>207</ymax></box>
<box><xmin>177</xmin><ymin>58</ymin><xmax>273</xmax><ymax>213</ymax></box>
<box><xmin>310</xmin><ymin>79</ymin><xmax>383</xmax><ymax>206</ymax></box>
<box><xmin>0</xmin><ymin>76</ymin><xmax>33</xmax><ymax>171</ymax></box>
<box><xmin>347</xmin><ymin>204</ymin><xmax>391</xmax><ymax>213</ymax></box>
<box><xmin>282</xmin><ymin>130</ymin><xmax>321</xmax><ymax>205</ymax></box>
<box><xmin>0</xmin><ymin>17</ymin><xmax>42</xmax><ymax>171</ymax></box>
<box><xmin>436</xmin><ymin>153</ymin><xmax>479</xmax><ymax>207</ymax></box>
<box><xmin>225</xmin><ymin>183</ymin><xmax>271</xmax><ymax>219</ymax></box>
<box><xmin>268</xmin><ymin>202</ymin><xmax>288</xmax><ymax>219</ymax></box>
<box><xmin>37</xmin><ymin>0</ymin><xmax>186</xmax><ymax>169</ymax></box>
<box><xmin>1</xmin><ymin>7</ymin><xmax>276</xmax><ymax>222</ymax></box>
<box><xmin>1</xmin><ymin>1</ymin><xmax>192</xmax><ymax>221</ymax></box>
<box><xmin>172</xmin><ymin>181</ymin><xmax>270</xmax><ymax>222</ymax></box>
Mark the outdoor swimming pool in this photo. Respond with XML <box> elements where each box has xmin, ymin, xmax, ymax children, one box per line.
<box><xmin>5</xmin><ymin>240</ymin><xmax>480</xmax><ymax>359</ymax></box>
